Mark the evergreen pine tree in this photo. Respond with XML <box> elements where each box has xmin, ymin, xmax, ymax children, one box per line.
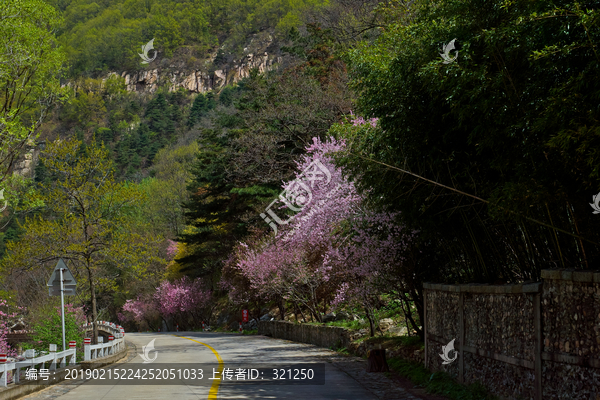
<box><xmin>188</xmin><ymin>93</ymin><xmax>207</xmax><ymax>127</ymax></box>
<box><xmin>219</xmin><ymin>86</ymin><xmax>234</xmax><ymax>107</ymax></box>
<box><xmin>206</xmin><ymin>91</ymin><xmax>216</xmax><ymax>110</ymax></box>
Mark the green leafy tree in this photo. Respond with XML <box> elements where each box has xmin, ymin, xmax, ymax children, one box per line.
<box><xmin>1</xmin><ymin>139</ymin><xmax>164</xmax><ymax>343</ymax></box>
<box><xmin>27</xmin><ymin>302</ymin><xmax>85</xmax><ymax>354</ymax></box>
<box><xmin>0</xmin><ymin>0</ymin><xmax>67</xmax><ymax>183</ymax></box>
<box><xmin>336</xmin><ymin>0</ymin><xmax>600</xmax><ymax>287</ymax></box>
<box><xmin>139</xmin><ymin>141</ymin><xmax>200</xmax><ymax>238</ymax></box>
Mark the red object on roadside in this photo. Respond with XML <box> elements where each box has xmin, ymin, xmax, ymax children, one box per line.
<box><xmin>0</xmin><ymin>354</ymin><xmax>6</xmax><ymax>363</ymax></box>
<box><xmin>239</xmin><ymin>322</ymin><xmax>243</xmax><ymax>333</ymax></box>
<box><xmin>242</xmin><ymin>309</ymin><xmax>249</xmax><ymax>322</ymax></box>
<box><xmin>84</xmin><ymin>338</ymin><xmax>91</xmax><ymax>345</ymax></box>
<box><xmin>69</xmin><ymin>341</ymin><xmax>76</xmax><ymax>348</ymax></box>
<box><xmin>202</xmin><ymin>321</ymin><xmax>205</xmax><ymax>331</ymax></box>
<box><xmin>108</xmin><ymin>335</ymin><xmax>114</xmax><ymax>341</ymax></box>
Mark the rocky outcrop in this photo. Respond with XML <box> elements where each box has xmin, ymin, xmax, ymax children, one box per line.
<box><xmin>59</xmin><ymin>31</ymin><xmax>284</xmax><ymax>94</ymax></box>
<box><xmin>12</xmin><ymin>147</ymin><xmax>39</xmax><ymax>178</ymax></box>
<box><xmin>116</xmin><ymin>52</ymin><xmax>281</xmax><ymax>94</ymax></box>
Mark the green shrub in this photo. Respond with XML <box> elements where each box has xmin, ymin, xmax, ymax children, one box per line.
<box><xmin>24</xmin><ymin>304</ymin><xmax>85</xmax><ymax>358</ymax></box>
<box><xmin>387</xmin><ymin>358</ymin><xmax>498</xmax><ymax>400</ymax></box>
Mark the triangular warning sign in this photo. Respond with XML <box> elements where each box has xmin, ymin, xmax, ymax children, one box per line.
<box><xmin>47</xmin><ymin>259</ymin><xmax>77</xmax><ymax>287</ymax></box>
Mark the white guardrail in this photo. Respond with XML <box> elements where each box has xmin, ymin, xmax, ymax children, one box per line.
<box><xmin>0</xmin><ymin>321</ymin><xmax>125</xmax><ymax>387</ymax></box>
<box><xmin>82</xmin><ymin>321</ymin><xmax>126</xmax><ymax>361</ymax></box>
<box><xmin>0</xmin><ymin>345</ymin><xmax>76</xmax><ymax>386</ymax></box>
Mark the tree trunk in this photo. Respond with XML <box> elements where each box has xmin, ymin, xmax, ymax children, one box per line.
<box><xmin>365</xmin><ymin>306</ymin><xmax>375</xmax><ymax>337</ymax></box>
<box><xmin>405</xmin><ymin>288</ymin><xmax>424</xmax><ymax>341</ymax></box>
<box><xmin>278</xmin><ymin>299</ymin><xmax>286</xmax><ymax>321</ymax></box>
<box><xmin>366</xmin><ymin>349</ymin><xmax>390</xmax><ymax>372</ymax></box>
<box><xmin>297</xmin><ymin>305</ymin><xmax>307</xmax><ymax>323</ymax></box>
<box><xmin>88</xmin><ymin>267</ymin><xmax>98</xmax><ymax>344</ymax></box>
<box><xmin>306</xmin><ymin>303</ymin><xmax>322</xmax><ymax>322</ymax></box>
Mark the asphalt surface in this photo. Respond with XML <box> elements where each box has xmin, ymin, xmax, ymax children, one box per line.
<box><xmin>21</xmin><ymin>332</ymin><xmax>384</xmax><ymax>400</ymax></box>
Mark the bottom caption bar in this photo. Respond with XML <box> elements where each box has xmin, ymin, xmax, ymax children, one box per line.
<box><xmin>20</xmin><ymin>363</ymin><xmax>326</xmax><ymax>385</ymax></box>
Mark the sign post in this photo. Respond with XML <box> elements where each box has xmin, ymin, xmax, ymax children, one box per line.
<box><xmin>59</xmin><ymin>267</ymin><xmax>66</xmax><ymax>351</ymax></box>
<box><xmin>47</xmin><ymin>259</ymin><xmax>77</xmax><ymax>351</ymax></box>
<box><xmin>242</xmin><ymin>309</ymin><xmax>249</xmax><ymax>323</ymax></box>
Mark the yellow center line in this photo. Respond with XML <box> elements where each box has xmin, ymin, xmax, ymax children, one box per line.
<box><xmin>173</xmin><ymin>334</ymin><xmax>223</xmax><ymax>399</ymax></box>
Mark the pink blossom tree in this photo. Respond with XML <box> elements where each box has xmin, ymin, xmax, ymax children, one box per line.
<box><xmin>226</xmin><ymin>129</ymin><xmax>417</xmax><ymax>334</ymax></box>
<box><xmin>121</xmin><ymin>296</ymin><xmax>161</xmax><ymax>331</ymax></box>
<box><xmin>0</xmin><ymin>299</ymin><xmax>20</xmax><ymax>356</ymax></box>
<box><xmin>325</xmin><ymin>211</ymin><xmax>416</xmax><ymax>335</ymax></box>
<box><xmin>154</xmin><ymin>277</ymin><xmax>213</xmax><ymax>329</ymax></box>
<box><xmin>121</xmin><ymin>277</ymin><xmax>212</xmax><ymax>331</ymax></box>
<box><xmin>229</xmin><ymin>137</ymin><xmax>361</xmax><ymax>322</ymax></box>
<box><xmin>166</xmin><ymin>240</ymin><xmax>178</xmax><ymax>260</ymax></box>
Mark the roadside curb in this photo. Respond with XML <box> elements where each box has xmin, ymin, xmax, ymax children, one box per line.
<box><xmin>0</xmin><ymin>343</ymin><xmax>132</xmax><ymax>400</ymax></box>
<box><xmin>0</xmin><ymin>365</ymin><xmax>82</xmax><ymax>400</ymax></box>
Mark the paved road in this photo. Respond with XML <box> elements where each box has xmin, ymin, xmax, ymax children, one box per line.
<box><xmin>23</xmin><ymin>332</ymin><xmax>420</xmax><ymax>400</ymax></box>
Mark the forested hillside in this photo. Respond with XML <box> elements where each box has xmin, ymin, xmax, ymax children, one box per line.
<box><xmin>1</xmin><ymin>0</ymin><xmax>599</xmax><ymax>352</ymax></box>
<box><xmin>47</xmin><ymin>0</ymin><xmax>327</xmax><ymax>76</ymax></box>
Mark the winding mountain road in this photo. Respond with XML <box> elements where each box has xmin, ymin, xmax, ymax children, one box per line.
<box><xmin>22</xmin><ymin>332</ymin><xmax>423</xmax><ymax>400</ymax></box>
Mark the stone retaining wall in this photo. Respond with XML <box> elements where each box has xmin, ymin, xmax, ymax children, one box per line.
<box><xmin>258</xmin><ymin>321</ymin><xmax>426</xmax><ymax>365</ymax></box>
<box><xmin>258</xmin><ymin>321</ymin><xmax>351</xmax><ymax>350</ymax></box>
<box><xmin>424</xmin><ymin>269</ymin><xmax>600</xmax><ymax>400</ymax></box>
<box><xmin>541</xmin><ymin>270</ymin><xmax>600</xmax><ymax>399</ymax></box>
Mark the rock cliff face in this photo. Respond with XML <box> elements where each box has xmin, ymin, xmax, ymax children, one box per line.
<box><xmin>104</xmin><ymin>31</ymin><xmax>283</xmax><ymax>94</ymax></box>
<box><xmin>114</xmin><ymin>51</ymin><xmax>281</xmax><ymax>94</ymax></box>
<box><xmin>12</xmin><ymin>147</ymin><xmax>39</xmax><ymax>178</ymax></box>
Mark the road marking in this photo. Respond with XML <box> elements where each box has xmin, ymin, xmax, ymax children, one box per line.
<box><xmin>173</xmin><ymin>334</ymin><xmax>223</xmax><ymax>399</ymax></box>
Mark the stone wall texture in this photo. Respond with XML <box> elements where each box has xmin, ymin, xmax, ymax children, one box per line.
<box><xmin>424</xmin><ymin>269</ymin><xmax>600</xmax><ymax>400</ymax></box>
<box><xmin>258</xmin><ymin>321</ymin><xmax>352</xmax><ymax>350</ymax></box>
<box><xmin>541</xmin><ymin>270</ymin><xmax>600</xmax><ymax>399</ymax></box>
<box><xmin>258</xmin><ymin>320</ymin><xmax>426</xmax><ymax>365</ymax></box>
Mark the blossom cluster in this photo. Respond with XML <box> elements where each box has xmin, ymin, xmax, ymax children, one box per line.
<box><xmin>348</xmin><ymin>111</ymin><xmax>378</xmax><ymax>128</ymax></box>
<box><xmin>154</xmin><ymin>277</ymin><xmax>211</xmax><ymax>317</ymax></box>
<box><xmin>120</xmin><ymin>277</ymin><xmax>211</xmax><ymax>329</ymax></box>
<box><xmin>0</xmin><ymin>299</ymin><xmax>22</xmax><ymax>356</ymax></box>
<box><xmin>56</xmin><ymin>303</ymin><xmax>86</xmax><ymax>324</ymax></box>
<box><xmin>226</xmin><ymin>135</ymin><xmax>415</xmax><ymax>317</ymax></box>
